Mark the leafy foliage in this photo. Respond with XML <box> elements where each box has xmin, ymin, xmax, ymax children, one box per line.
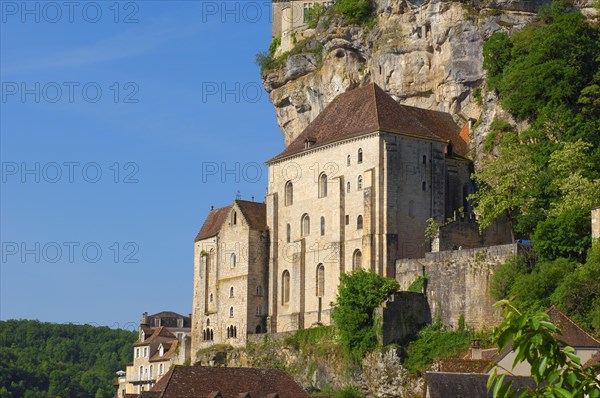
<box><xmin>491</xmin><ymin>245</ymin><xmax>600</xmax><ymax>334</ymax></box>
<box><xmin>0</xmin><ymin>320</ymin><xmax>136</xmax><ymax>398</ymax></box>
<box><xmin>474</xmin><ymin>2</ymin><xmax>600</xmax><ymax>258</ymax></box>
<box><xmin>333</xmin><ymin>0</ymin><xmax>375</xmax><ymax>26</ymax></box>
<box><xmin>331</xmin><ymin>270</ymin><xmax>399</xmax><ymax>363</ymax></box>
<box><xmin>403</xmin><ymin>323</ymin><xmax>493</xmax><ymax>375</ymax></box>
<box><xmin>407</xmin><ymin>274</ymin><xmax>428</xmax><ymax>293</ymax></box>
<box><xmin>488</xmin><ymin>301</ymin><xmax>600</xmax><ymax>397</ymax></box>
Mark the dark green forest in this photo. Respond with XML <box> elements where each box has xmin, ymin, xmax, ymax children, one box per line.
<box><xmin>0</xmin><ymin>320</ymin><xmax>136</xmax><ymax>398</ymax></box>
<box><xmin>475</xmin><ymin>0</ymin><xmax>600</xmax><ymax>335</ymax></box>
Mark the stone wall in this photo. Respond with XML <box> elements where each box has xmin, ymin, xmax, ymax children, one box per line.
<box><xmin>432</xmin><ymin>215</ymin><xmax>513</xmax><ymax>252</ymax></box>
<box><xmin>396</xmin><ymin>244</ymin><xmax>520</xmax><ymax>330</ymax></box>
<box><xmin>377</xmin><ymin>292</ymin><xmax>432</xmax><ymax>346</ymax></box>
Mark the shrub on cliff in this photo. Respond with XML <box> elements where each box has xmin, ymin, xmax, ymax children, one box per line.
<box><xmin>331</xmin><ymin>270</ymin><xmax>398</xmax><ymax>363</ymax></box>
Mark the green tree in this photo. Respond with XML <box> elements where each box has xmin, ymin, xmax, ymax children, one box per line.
<box><xmin>488</xmin><ymin>301</ymin><xmax>600</xmax><ymax>397</ymax></box>
<box><xmin>483</xmin><ymin>32</ymin><xmax>512</xmax><ymax>92</ymax></box>
<box><xmin>331</xmin><ymin>270</ymin><xmax>399</xmax><ymax>363</ymax></box>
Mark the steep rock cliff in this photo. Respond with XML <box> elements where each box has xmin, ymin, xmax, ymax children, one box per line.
<box><xmin>263</xmin><ymin>0</ymin><xmax>597</xmax><ymax>153</ymax></box>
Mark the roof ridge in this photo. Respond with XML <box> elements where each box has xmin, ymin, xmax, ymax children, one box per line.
<box><xmin>372</xmin><ymin>83</ymin><xmax>382</xmax><ymax>131</ymax></box>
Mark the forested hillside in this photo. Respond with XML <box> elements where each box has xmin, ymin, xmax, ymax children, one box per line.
<box><xmin>0</xmin><ymin>320</ymin><xmax>136</xmax><ymax>398</ymax></box>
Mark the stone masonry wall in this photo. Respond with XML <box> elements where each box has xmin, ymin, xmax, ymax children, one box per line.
<box><xmin>376</xmin><ymin>291</ymin><xmax>432</xmax><ymax>346</ymax></box>
<box><xmin>396</xmin><ymin>244</ymin><xmax>519</xmax><ymax>330</ymax></box>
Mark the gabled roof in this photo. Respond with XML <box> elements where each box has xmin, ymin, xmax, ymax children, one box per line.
<box><xmin>144</xmin><ymin>366</ymin><xmax>312</xmax><ymax>398</ymax></box>
<box><xmin>234</xmin><ymin>200</ymin><xmax>267</xmax><ymax>231</ymax></box>
<box><xmin>195</xmin><ymin>206</ymin><xmax>232</xmax><ymax>242</ymax></box>
<box><xmin>425</xmin><ymin>372</ymin><xmax>536</xmax><ymax>398</ymax></box>
<box><xmin>134</xmin><ymin>326</ymin><xmax>176</xmax><ymax>347</ymax></box>
<box><xmin>195</xmin><ymin>201</ymin><xmax>267</xmax><ymax>243</ymax></box>
<box><xmin>546</xmin><ymin>306</ymin><xmax>600</xmax><ymax>347</ymax></box>
<box><xmin>268</xmin><ymin>83</ymin><xmax>467</xmax><ymax>163</ymax></box>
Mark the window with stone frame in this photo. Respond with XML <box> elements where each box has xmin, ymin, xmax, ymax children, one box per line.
<box><xmin>353</xmin><ymin>249</ymin><xmax>362</xmax><ymax>270</ymax></box>
<box><xmin>285</xmin><ymin>181</ymin><xmax>293</xmax><ymax>206</ymax></box>
<box><xmin>282</xmin><ymin>270</ymin><xmax>290</xmax><ymax>304</ymax></box>
<box><xmin>316</xmin><ymin>263</ymin><xmax>325</xmax><ymax>297</ymax></box>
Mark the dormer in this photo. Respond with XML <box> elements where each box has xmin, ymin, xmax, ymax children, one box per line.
<box><xmin>158</xmin><ymin>343</ymin><xmax>164</xmax><ymax>357</ymax></box>
<box><xmin>304</xmin><ymin>137</ymin><xmax>316</xmax><ymax>149</ymax></box>
<box><xmin>140</xmin><ymin>330</ymin><xmax>145</xmax><ymax>342</ymax></box>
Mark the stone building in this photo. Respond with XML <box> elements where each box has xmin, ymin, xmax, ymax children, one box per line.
<box><xmin>116</xmin><ymin>312</ymin><xmax>191</xmax><ymax>397</ymax></box>
<box><xmin>191</xmin><ymin>199</ymin><xmax>268</xmax><ymax>356</ymax></box>
<box><xmin>265</xmin><ymin>83</ymin><xmax>473</xmax><ymax>332</ymax></box>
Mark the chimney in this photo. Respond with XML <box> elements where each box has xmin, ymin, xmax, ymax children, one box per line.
<box><xmin>141</xmin><ymin>312</ymin><xmax>149</xmax><ymax>325</ymax></box>
<box><xmin>471</xmin><ymin>339</ymin><xmax>482</xmax><ymax>360</ymax></box>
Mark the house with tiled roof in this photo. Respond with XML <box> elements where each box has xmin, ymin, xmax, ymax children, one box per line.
<box><xmin>139</xmin><ymin>366</ymin><xmax>312</xmax><ymax>398</ymax></box>
<box><xmin>191</xmin><ymin>199</ymin><xmax>268</xmax><ymax>356</ymax></box>
<box><xmin>264</xmin><ymin>83</ymin><xmax>476</xmax><ymax>333</ymax></box>
<box><xmin>116</xmin><ymin>312</ymin><xmax>192</xmax><ymax>397</ymax></box>
<box><xmin>425</xmin><ymin>306</ymin><xmax>600</xmax><ymax>397</ymax></box>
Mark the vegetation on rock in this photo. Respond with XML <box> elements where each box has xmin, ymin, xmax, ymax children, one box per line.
<box><xmin>331</xmin><ymin>270</ymin><xmax>399</xmax><ymax>363</ymax></box>
<box><xmin>0</xmin><ymin>320</ymin><xmax>136</xmax><ymax>398</ymax></box>
<box><xmin>474</xmin><ymin>0</ymin><xmax>600</xmax><ymax>260</ymax></box>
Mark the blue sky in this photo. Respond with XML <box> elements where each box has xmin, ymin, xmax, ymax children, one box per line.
<box><xmin>0</xmin><ymin>1</ymin><xmax>283</xmax><ymax>330</ymax></box>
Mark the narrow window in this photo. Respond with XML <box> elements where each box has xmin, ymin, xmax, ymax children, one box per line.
<box><xmin>203</xmin><ymin>330</ymin><xmax>206</xmax><ymax>341</ymax></box>
<box><xmin>136</xmin><ymin>348</ymin><xmax>139</xmax><ymax>358</ymax></box>
<box><xmin>358</xmin><ymin>148</ymin><xmax>363</xmax><ymax>163</ymax></box>
<box><xmin>209</xmin><ymin>293</ymin><xmax>213</xmax><ymax>303</ymax></box>
<box><xmin>230</xmin><ymin>253</ymin><xmax>236</xmax><ymax>267</ymax></box>
<box><xmin>230</xmin><ymin>307</ymin><xmax>234</xmax><ymax>317</ymax></box>
<box><xmin>357</xmin><ymin>215</ymin><xmax>363</xmax><ymax>230</ymax></box>
<box><xmin>346</xmin><ymin>181</ymin><xmax>350</xmax><ymax>193</ymax></box>
<box><xmin>422</xmin><ymin>155</ymin><xmax>427</xmax><ymax>165</ymax></box>
<box><xmin>285</xmin><ymin>181</ymin><xmax>293</xmax><ymax>206</ymax></box>
<box><xmin>345</xmin><ymin>215</ymin><xmax>349</xmax><ymax>225</ymax></box>
<box><xmin>257</xmin><ymin>285</ymin><xmax>263</xmax><ymax>296</ymax></box>
<box><xmin>159</xmin><ymin>364</ymin><xmax>163</xmax><ymax>375</ymax></box>
<box><xmin>139</xmin><ymin>366</ymin><xmax>143</xmax><ymax>380</ymax></box>
<box><xmin>301</xmin><ymin>214</ymin><xmax>310</xmax><ymax>236</ymax></box>
<box><xmin>316</xmin><ymin>264</ymin><xmax>325</xmax><ymax>297</ymax></box>
<box><xmin>232</xmin><ymin>211</ymin><xmax>237</xmax><ymax>225</ymax></box>
<box><xmin>422</xmin><ymin>181</ymin><xmax>426</xmax><ymax>191</ymax></box>
<box><xmin>320</xmin><ymin>216</ymin><xmax>325</xmax><ymax>236</ymax></box>
<box><xmin>286</xmin><ymin>223</ymin><xmax>291</xmax><ymax>243</ymax></box>
<box><xmin>347</xmin><ymin>155</ymin><xmax>351</xmax><ymax>166</ymax></box>
<box><xmin>357</xmin><ymin>175</ymin><xmax>363</xmax><ymax>190</ymax></box>
<box><xmin>230</xmin><ymin>286</ymin><xmax>234</xmax><ymax>298</ymax></box>
<box><xmin>206</xmin><ymin>318</ymin><xmax>210</xmax><ymax>327</ymax></box>
<box><xmin>353</xmin><ymin>250</ymin><xmax>362</xmax><ymax>270</ymax></box>
<box><xmin>149</xmin><ymin>365</ymin><xmax>153</xmax><ymax>379</ymax></box>
<box><xmin>447</xmin><ymin>143</ymin><xmax>454</xmax><ymax>157</ymax></box>
<box><xmin>144</xmin><ymin>347</ymin><xmax>147</xmax><ymax>357</ymax></box>
<box><xmin>319</xmin><ymin>173</ymin><xmax>328</xmax><ymax>197</ymax></box>
<box><xmin>282</xmin><ymin>270</ymin><xmax>290</xmax><ymax>304</ymax></box>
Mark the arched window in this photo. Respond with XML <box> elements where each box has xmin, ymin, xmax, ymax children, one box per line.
<box><xmin>232</xmin><ymin>211</ymin><xmax>237</xmax><ymax>225</ymax></box>
<box><xmin>233</xmin><ymin>326</ymin><xmax>237</xmax><ymax>338</ymax></box>
<box><xmin>286</xmin><ymin>223</ymin><xmax>291</xmax><ymax>243</ymax></box>
<box><xmin>230</xmin><ymin>286</ymin><xmax>234</xmax><ymax>298</ymax></box>
<box><xmin>316</xmin><ymin>264</ymin><xmax>324</xmax><ymax>297</ymax></box>
<box><xmin>346</xmin><ymin>181</ymin><xmax>350</xmax><ymax>193</ymax></box>
<box><xmin>230</xmin><ymin>253</ymin><xmax>236</xmax><ymax>267</ymax></box>
<box><xmin>282</xmin><ymin>270</ymin><xmax>290</xmax><ymax>304</ymax></box>
<box><xmin>285</xmin><ymin>181</ymin><xmax>293</xmax><ymax>206</ymax></box>
<box><xmin>206</xmin><ymin>318</ymin><xmax>210</xmax><ymax>327</ymax></box>
<box><xmin>357</xmin><ymin>215</ymin><xmax>363</xmax><ymax>229</ymax></box>
<box><xmin>301</xmin><ymin>214</ymin><xmax>310</xmax><ymax>236</ymax></box>
<box><xmin>227</xmin><ymin>326</ymin><xmax>230</xmax><ymax>338</ymax></box>
<box><xmin>203</xmin><ymin>330</ymin><xmax>206</xmax><ymax>341</ymax></box>
<box><xmin>319</xmin><ymin>173</ymin><xmax>327</xmax><ymax>197</ymax></box>
<box><xmin>357</xmin><ymin>175</ymin><xmax>363</xmax><ymax>190</ymax></box>
<box><xmin>347</xmin><ymin>155</ymin><xmax>351</xmax><ymax>166</ymax></box>
<box><xmin>358</xmin><ymin>148</ymin><xmax>363</xmax><ymax>163</ymax></box>
<box><xmin>320</xmin><ymin>216</ymin><xmax>325</xmax><ymax>236</ymax></box>
<box><xmin>352</xmin><ymin>249</ymin><xmax>362</xmax><ymax>271</ymax></box>
<box><xmin>229</xmin><ymin>307</ymin><xmax>234</xmax><ymax>317</ymax></box>
<box><xmin>209</xmin><ymin>329</ymin><xmax>213</xmax><ymax>340</ymax></box>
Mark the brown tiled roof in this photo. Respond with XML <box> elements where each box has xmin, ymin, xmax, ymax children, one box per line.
<box><xmin>268</xmin><ymin>83</ymin><xmax>467</xmax><ymax>163</ymax></box>
<box><xmin>134</xmin><ymin>326</ymin><xmax>176</xmax><ymax>347</ymax></box>
<box><xmin>145</xmin><ymin>311</ymin><xmax>192</xmax><ymax>329</ymax></box>
<box><xmin>235</xmin><ymin>200</ymin><xmax>267</xmax><ymax>231</ymax></box>
<box><xmin>195</xmin><ymin>206</ymin><xmax>232</xmax><ymax>242</ymax></box>
<box><xmin>546</xmin><ymin>306</ymin><xmax>600</xmax><ymax>347</ymax></box>
<box><xmin>425</xmin><ymin>372</ymin><xmax>536</xmax><ymax>398</ymax></box>
<box><xmin>146</xmin><ymin>366</ymin><xmax>312</xmax><ymax>398</ymax></box>
<box><xmin>150</xmin><ymin>340</ymin><xmax>178</xmax><ymax>362</ymax></box>
<box><xmin>436</xmin><ymin>358</ymin><xmax>492</xmax><ymax>374</ymax></box>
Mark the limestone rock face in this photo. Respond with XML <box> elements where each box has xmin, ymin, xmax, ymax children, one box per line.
<box><xmin>263</xmin><ymin>0</ymin><xmax>596</xmax><ymax>148</ymax></box>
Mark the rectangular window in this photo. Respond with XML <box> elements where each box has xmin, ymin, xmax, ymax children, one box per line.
<box><xmin>136</xmin><ymin>348</ymin><xmax>139</xmax><ymax>358</ymax></box>
<box><xmin>345</xmin><ymin>215</ymin><xmax>349</xmax><ymax>225</ymax></box>
<box><xmin>143</xmin><ymin>347</ymin><xmax>148</xmax><ymax>357</ymax></box>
